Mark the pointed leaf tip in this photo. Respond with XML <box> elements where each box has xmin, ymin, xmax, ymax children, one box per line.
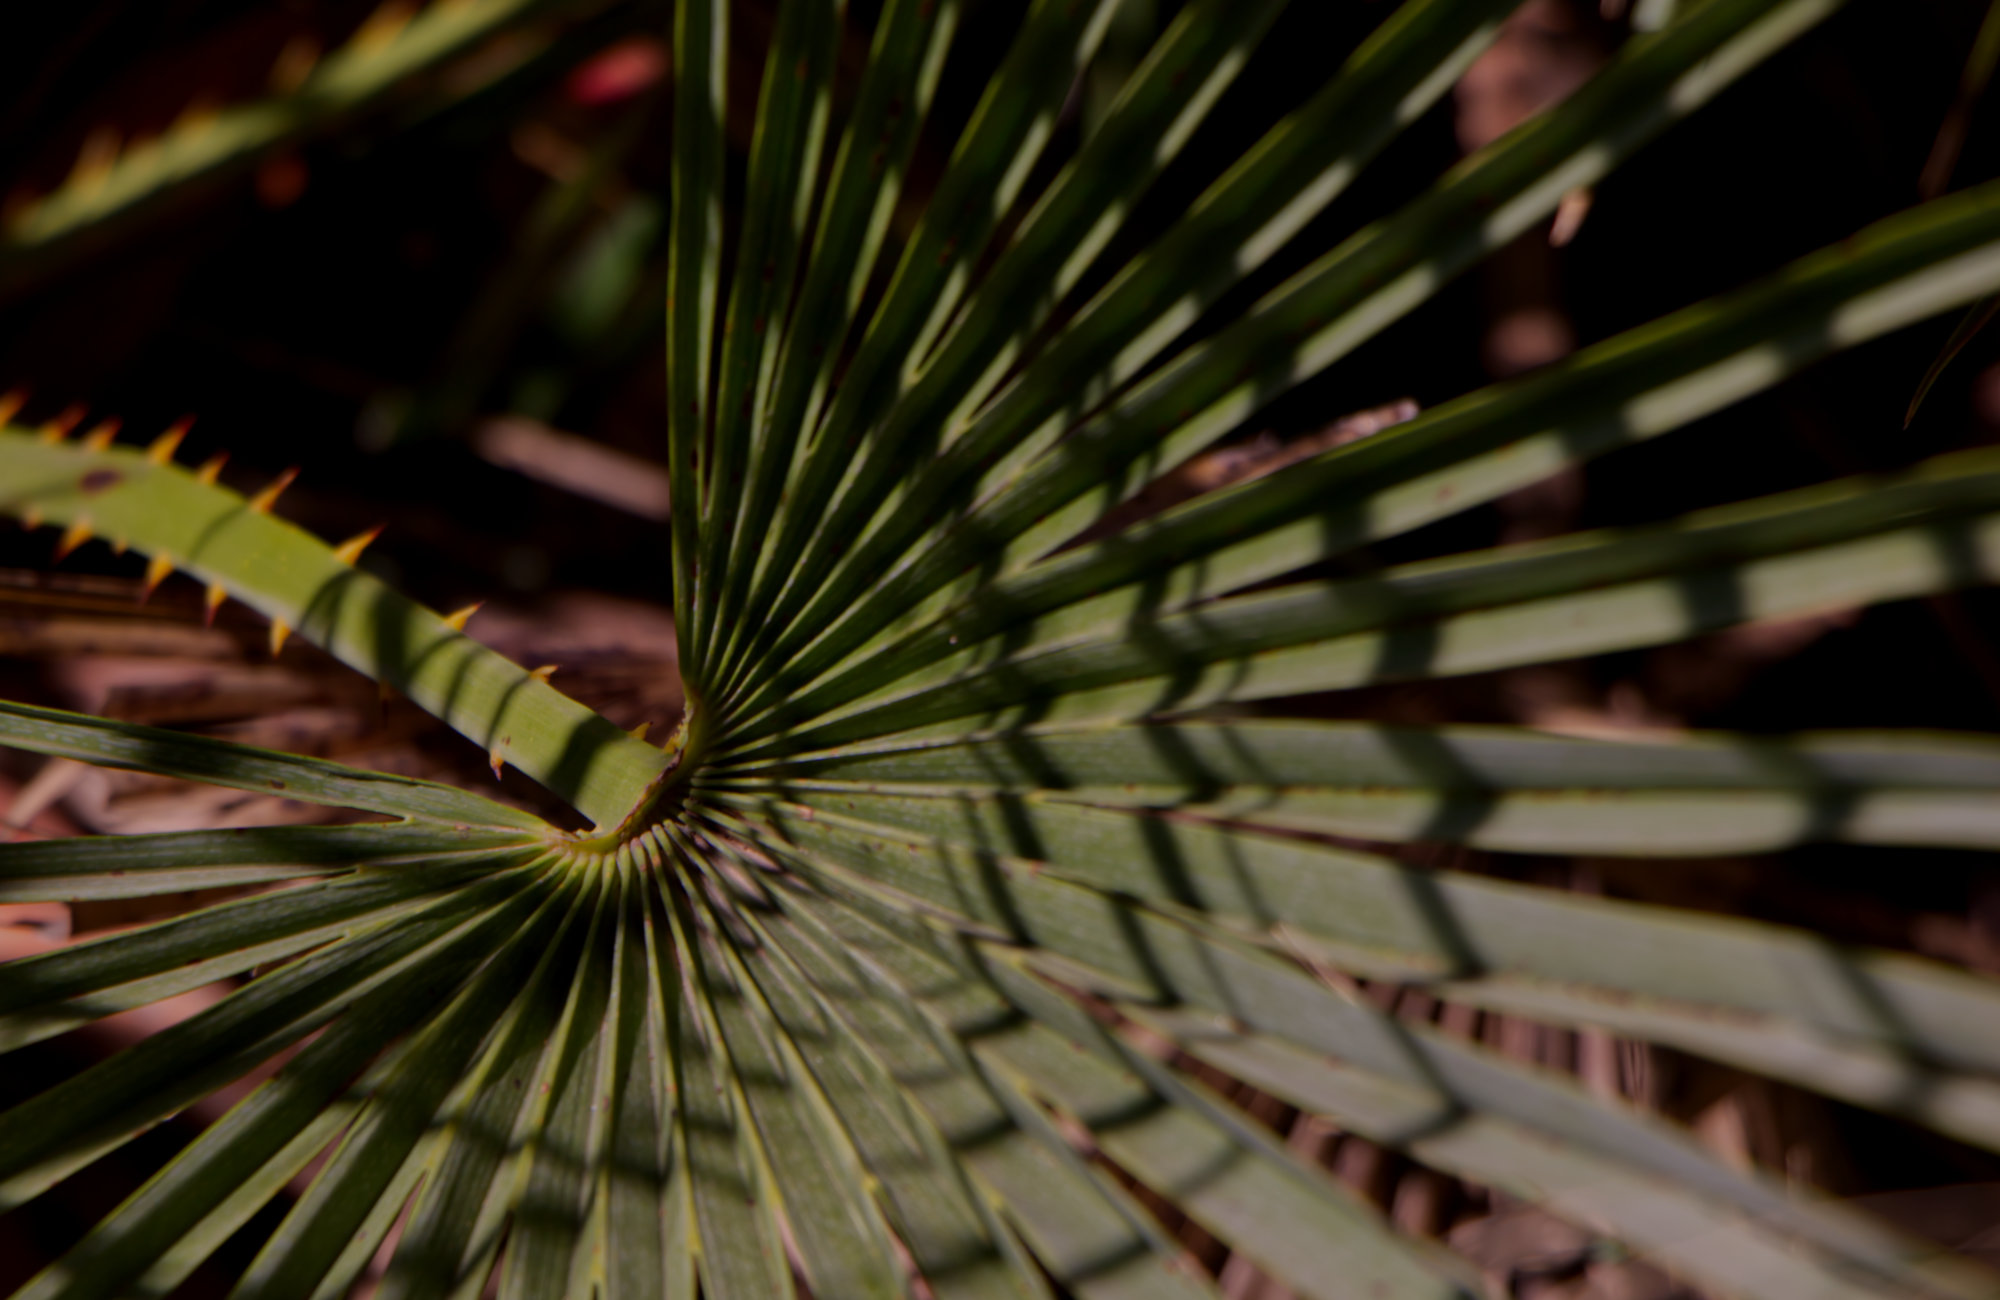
<box><xmin>332</xmin><ymin>525</ymin><xmax>384</xmax><ymax>566</ymax></box>
<box><xmin>248</xmin><ymin>466</ymin><xmax>299</xmax><ymax>514</ymax></box>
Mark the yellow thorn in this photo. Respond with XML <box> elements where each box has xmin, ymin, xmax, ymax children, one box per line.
<box><xmin>248</xmin><ymin>466</ymin><xmax>299</xmax><ymax>514</ymax></box>
<box><xmin>442</xmin><ymin>601</ymin><xmax>483</xmax><ymax>632</ymax></box>
<box><xmin>68</xmin><ymin>126</ymin><xmax>119</xmax><ymax>195</ymax></box>
<box><xmin>269</xmin><ymin>34</ymin><xmax>322</xmax><ymax>94</ymax></box>
<box><xmin>203</xmin><ymin>582</ymin><xmax>228</xmax><ymax>626</ymax></box>
<box><xmin>80</xmin><ymin>417</ymin><xmax>120</xmax><ymax>452</ymax></box>
<box><xmin>194</xmin><ymin>453</ymin><xmax>228</xmax><ymax>485</ymax></box>
<box><xmin>39</xmin><ymin>404</ymin><xmax>84</xmax><ymax>443</ymax></box>
<box><xmin>21</xmin><ymin>506</ymin><xmax>42</xmax><ymax>530</ymax></box>
<box><xmin>54</xmin><ymin>517</ymin><xmax>92</xmax><ymax>559</ymax></box>
<box><xmin>528</xmin><ymin>664</ymin><xmax>558</xmax><ymax>684</ymax></box>
<box><xmin>173</xmin><ymin>95</ymin><xmax>220</xmax><ymax>138</ymax></box>
<box><xmin>352</xmin><ymin>1</ymin><xmax>417</xmax><ymax>54</ymax></box>
<box><xmin>0</xmin><ymin>390</ymin><xmax>25</xmax><ymax>425</ymax></box>
<box><xmin>627</xmin><ymin>721</ymin><xmax>651</xmax><ymax>742</ymax></box>
<box><xmin>147</xmin><ymin>417</ymin><xmax>193</xmax><ymax>465</ymax></box>
<box><xmin>111</xmin><ymin>537</ymin><xmax>128</xmax><ymax>556</ymax></box>
<box><xmin>269</xmin><ymin>619</ymin><xmax>292</xmax><ymax>657</ymax></box>
<box><xmin>488</xmin><ymin>745</ymin><xmax>506</xmax><ymax>780</ymax></box>
<box><xmin>332</xmin><ymin>524</ymin><xmax>383</xmax><ymax>566</ymax></box>
<box><xmin>141</xmin><ymin>553</ymin><xmax>174</xmax><ymax>601</ymax></box>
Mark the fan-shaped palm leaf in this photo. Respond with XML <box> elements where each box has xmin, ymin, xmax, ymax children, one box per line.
<box><xmin>6</xmin><ymin>0</ymin><xmax>2000</xmax><ymax>1296</ymax></box>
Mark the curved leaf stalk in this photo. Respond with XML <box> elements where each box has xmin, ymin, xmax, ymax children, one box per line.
<box><xmin>0</xmin><ymin>423</ymin><xmax>668</xmax><ymax>827</ymax></box>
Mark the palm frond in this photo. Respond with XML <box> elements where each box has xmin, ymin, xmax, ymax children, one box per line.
<box><xmin>5</xmin><ymin>0</ymin><xmax>2000</xmax><ymax>1295</ymax></box>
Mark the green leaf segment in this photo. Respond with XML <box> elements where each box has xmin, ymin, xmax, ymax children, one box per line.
<box><xmin>6</xmin><ymin>0</ymin><xmax>2000</xmax><ymax>1295</ymax></box>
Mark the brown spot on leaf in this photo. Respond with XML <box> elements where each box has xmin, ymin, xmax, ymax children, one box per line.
<box><xmin>79</xmin><ymin>468</ymin><xmax>121</xmax><ymax>494</ymax></box>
